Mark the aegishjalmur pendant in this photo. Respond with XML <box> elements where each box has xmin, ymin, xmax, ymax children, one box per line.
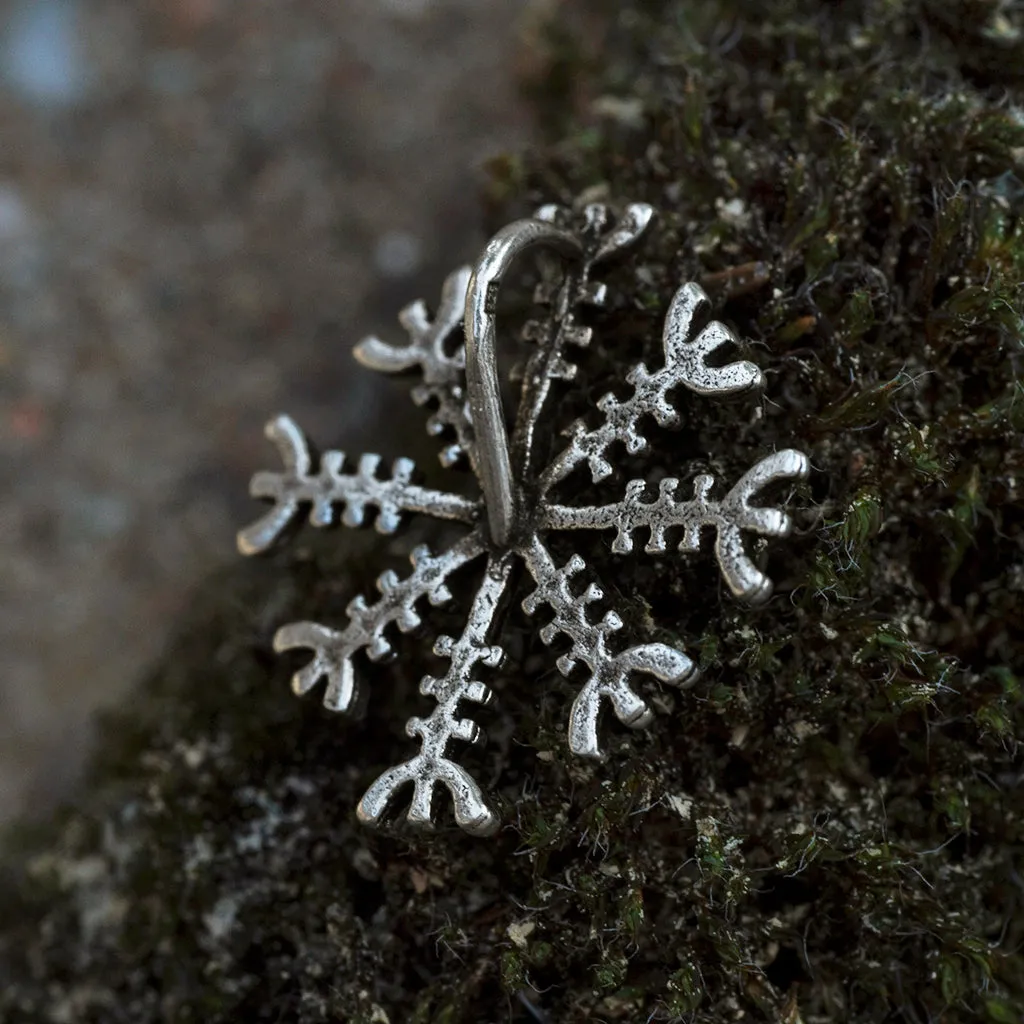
<box><xmin>238</xmin><ymin>203</ymin><xmax>809</xmax><ymax>836</ymax></box>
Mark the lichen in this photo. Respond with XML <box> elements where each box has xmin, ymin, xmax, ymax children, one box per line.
<box><xmin>3</xmin><ymin>1</ymin><xmax>1023</xmax><ymax>1021</ymax></box>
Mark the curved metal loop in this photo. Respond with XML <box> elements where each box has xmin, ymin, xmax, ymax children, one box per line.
<box><xmin>464</xmin><ymin>219</ymin><xmax>583</xmax><ymax>546</ymax></box>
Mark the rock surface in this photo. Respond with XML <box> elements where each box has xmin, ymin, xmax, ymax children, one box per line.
<box><xmin>0</xmin><ymin>0</ymin><xmax>528</xmax><ymax>822</ymax></box>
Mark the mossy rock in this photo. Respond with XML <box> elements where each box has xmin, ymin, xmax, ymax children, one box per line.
<box><xmin>3</xmin><ymin>1</ymin><xmax>1024</xmax><ymax>1021</ymax></box>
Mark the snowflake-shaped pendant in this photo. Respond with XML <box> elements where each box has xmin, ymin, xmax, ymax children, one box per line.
<box><xmin>238</xmin><ymin>203</ymin><xmax>809</xmax><ymax>836</ymax></box>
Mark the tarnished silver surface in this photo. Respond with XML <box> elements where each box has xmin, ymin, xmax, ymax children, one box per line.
<box><xmin>275</xmin><ymin>531</ymin><xmax>487</xmax><ymax>714</ymax></box>
<box><xmin>542</xmin><ymin>448</ymin><xmax>810</xmax><ymax>606</ymax></box>
<box><xmin>237</xmin><ymin>414</ymin><xmax>480</xmax><ymax>557</ymax></box>
<box><xmin>354</xmin><ymin>266</ymin><xmax>477</xmax><ymax>471</ymax></box>
<box><xmin>240</xmin><ymin>202</ymin><xmax>809</xmax><ymax>835</ymax></box>
<box><xmin>464</xmin><ymin>219</ymin><xmax>582</xmax><ymax>545</ymax></box>
<box><xmin>520</xmin><ymin>535</ymin><xmax>696</xmax><ymax>759</ymax></box>
<box><xmin>357</xmin><ymin>550</ymin><xmax>511</xmax><ymax>837</ymax></box>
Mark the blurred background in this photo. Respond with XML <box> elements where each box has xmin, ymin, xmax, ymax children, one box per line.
<box><xmin>0</xmin><ymin>0</ymin><xmax>535</xmax><ymax>824</ymax></box>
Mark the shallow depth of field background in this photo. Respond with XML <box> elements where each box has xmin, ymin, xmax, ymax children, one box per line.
<box><xmin>0</xmin><ymin>0</ymin><xmax>530</xmax><ymax>822</ymax></box>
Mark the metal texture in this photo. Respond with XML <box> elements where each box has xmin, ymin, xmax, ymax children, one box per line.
<box><xmin>463</xmin><ymin>219</ymin><xmax>582</xmax><ymax>546</ymax></box>
<box><xmin>240</xmin><ymin>201</ymin><xmax>810</xmax><ymax>835</ymax></box>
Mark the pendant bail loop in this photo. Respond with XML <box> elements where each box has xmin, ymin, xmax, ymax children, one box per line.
<box><xmin>464</xmin><ymin>219</ymin><xmax>582</xmax><ymax>546</ymax></box>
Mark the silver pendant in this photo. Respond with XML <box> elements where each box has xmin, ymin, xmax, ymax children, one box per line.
<box><xmin>238</xmin><ymin>203</ymin><xmax>809</xmax><ymax>836</ymax></box>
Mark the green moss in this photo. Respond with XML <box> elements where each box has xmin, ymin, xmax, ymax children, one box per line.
<box><xmin>3</xmin><ymin>1</ymin><xmax>1024</xmax><ymax>1021</ymax></box>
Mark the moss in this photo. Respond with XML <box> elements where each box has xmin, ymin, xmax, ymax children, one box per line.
<box><xmin>3</xmin><ymin>0</ymin><xmax>1024</xmax><ymax>1021</ymax></box>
